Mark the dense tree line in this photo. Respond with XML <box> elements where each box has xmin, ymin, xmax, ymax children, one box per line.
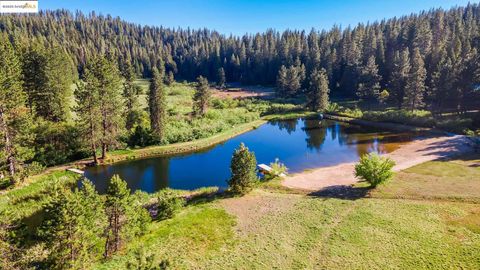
<box><xmin>2</xmin><ymin>4</ymin><xmax>480</xmax><ymax>182</ymax></box>
<box><xmin>1</xmin><ymin>5</ymin><xmax>479</xmax><ymax>111</ymax></box>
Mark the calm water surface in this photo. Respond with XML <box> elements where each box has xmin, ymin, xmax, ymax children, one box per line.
<box><xmin>84</xmin><ymin>119</ymin><xmax>420</xmax><ymax>193</ymax></box>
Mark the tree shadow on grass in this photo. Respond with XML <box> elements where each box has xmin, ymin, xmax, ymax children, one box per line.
<box><xmin>308</xmin><ymin>185</ymin><xmax>373</xmax><ymax>200</ymax></box>
<box><xmin>185</xmin><ymin>189</ymin><xmax>237</xmax><ymax>206</ymax></box>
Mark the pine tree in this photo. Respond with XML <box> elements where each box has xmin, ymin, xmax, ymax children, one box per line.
<box><xmin>404</xmin><ymin>48</ymin><xmax>427</xmax><ymax>110</ymax></box>
<box><xmin>40</xmin><ymin>180</ymin><xmax>106</xmax><ymax>269</ymax></box>
<box><xmin>356</xmin><ymin>56</ymin><xmax>381</xmax><ymax>102</ymax></box>
<box><xmin>307</xmin><ymin>68</ymin><xmax>330</xmax><ymax>111</ymax></box>
<box><xmin>0</xmin><ymin>36</ymin><xmax>34</xmax><ymax>183</ymax></box>
<box><xmin>76</xmin><ymin>56</ymin><xmax>123</xmax><ymax>162</ymax></box>
<box><xmin>122</xmin><ymin>62</ymin><xmax>141</xmax><ymax>130</ymax></box>
<box><xmin>165</xmin><ymin>71</ymin><xmax>175</xmax><ymax>86</ymax></box>
<box><xmin>22</xmin><ymin>46</ymin><xmax>75</xmax><ymax>122</ymax></box>
<box><xmin>84</xmin><ymin>56</ymin><xmax>123</xmax><ymax>160</ymax></box>
<box><xmin>74</xmin><ymin>80</ymin><xmax>101</xmax><ymax>164</ymax></box>
<box><xmin>149</xmin><ymin>67</ymin><xmax>167</xmax><ymax>141</ymax></box>
<box><xmin>217</xmin><ymin>67</ymin><xmax>226</xmax><ymax>88</ymax></box>
<box><xmin>193</xmin><ymin>76</ymin><xmax>211</xmax><ymax>117</ymax></box>
<box><xmin>276</xmin><ymin>65</ymin><xmax>288</xmax><ymax>96</ymax></box>
<box><xmin>276</xmin><ymin>64</ymin><xmax>305</xmax><ymax>97</ymax></box>
<box><xmin>228</xmin><ymin>143</ymin><xmax>257</xmax><ymax>195</ymax></box>
<box><xmin>389</xmin><ymin>49</ymin><xmax>411</xmax><ymax>108</ymax></box>
<box><xmin>104</xmin><ymin>175</ymin><xmax>150</xmax><ymax>258</ymax></box>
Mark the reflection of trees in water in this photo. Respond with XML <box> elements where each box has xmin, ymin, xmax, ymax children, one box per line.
<box><xmin>269</xmin><ymin>119</ymin><xmax>298</xmax><ymax>134</ymax></box>
<box><xmin>335</xmin><ymin>123</ymin><xmax>417</xmax><ymax>157</ymax></box>
<box><xmin>303</xmin><ymin>119</ymin><xmax>329</xmax><ymax>151</ymax></box>
<box><xmin>152</xmin><ymin>158</ymin><xmax>170</xmax><ymax>190</ymax></box>
<box><xmin>334</xmin><ymin>124</ymin><xmax>381</xmax><ymax>157</ymax></box>
<box><xmin>133</xmin><ymin>158</ymin><xmax>170</xmax><ymax>191</ymax></box>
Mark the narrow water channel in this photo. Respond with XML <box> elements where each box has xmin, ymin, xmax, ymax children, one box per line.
<box><xmin>84</xmin><ymin>119</ymin><xmax>420</xmax><ymax>193</ymax></box>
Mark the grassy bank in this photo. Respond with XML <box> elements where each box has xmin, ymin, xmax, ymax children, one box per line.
<box><xmin>0</xmin><ymin>171</ymin><xmax>80</xmax><ymax>221</ymax></box>
<box><xmin>105</xmin><ymin>119</ymin><xmax>267</xmax><ymax>163</ymax></box>
<box><xmin>329</xmin><ymin>101</ymin><xmax>478</xmax><ymax>134</ymax></box>
<box><xmin>323</xmin><ymin>113</ymin><xmax>442</xmax><ymax>134</ymax></box>
<box><xmin>96</xmin><ymin>153</ymin><xmax>480</xmax><ymax>269</ymax></box>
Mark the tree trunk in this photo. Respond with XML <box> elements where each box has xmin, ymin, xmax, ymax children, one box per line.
<box><xmin>0</xmin><ymin>107</ymin><xmax>16</xmax><ymax>181</ymax></box>
<box><xmin>102</xmin><ymin>143</ymin><xmax>107</xmax><ymax>160</ymax></box>
<box><xmin>102</xmin><ymin>111</ymin><xmax>107</xmax><ymax>160</ymax></box>
<box><xmin>90</xmin><ymin>121</ymin><xmax>98</xmax><ymax>165</ymax></box>
<box><xmin>92</xmin><ymin>142</ymin><xmax>98</xmax><ymax>165</ymax></box>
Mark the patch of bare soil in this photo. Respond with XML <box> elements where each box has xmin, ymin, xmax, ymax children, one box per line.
<box><xmin>212</xmin><ymin>85</ymin><xmax>275</xmax><ymax>99</ymax></box>
<box><xmin>218</xmin><ymin>190</ymin><xmax>297</xmax><ymax>234</ymax></box>
<box><xmin>282</xmin><ymin>135</ymin><xmax>473</xmax><ymax>191</ymax></box>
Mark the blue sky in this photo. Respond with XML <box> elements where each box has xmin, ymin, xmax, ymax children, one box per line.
<box><xmin>41</xmin><ymin>0</ymin><xmax>473</xmax><ymax>35</ymax></box>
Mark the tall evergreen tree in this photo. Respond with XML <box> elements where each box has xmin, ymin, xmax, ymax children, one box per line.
<box><xmin>356</xmin><ymin>56</ymin><xmax>381</xmax><ymax>102</ymax></box>
<box><xmin>40</xmin><ymin>180</ymin><xmax>106</xmax><ymax>269</ymax></box>
<box><xmin>193</xmin><ymin>76</ymin><xmax>211</xmax><ymax>117</ymax></box>
<box><xmin>404</xmin><ymin>48</ymin><xmax>427</xmax><ymax>110</ymax></box>
<box><xmin>91</xmin><ymin>56</ymin><xmax>123</xmax><ymax>159</ymax></box>
<box><xmin>122</xmin><ymin>62</ymin><xmax>141</xmax><ymax>130</ymax></box>
<box><xmin>217</xmin><ymin>67</ymin><xmax>226</xmax><ymax>88</ymax></box>
<box><xmin>76</xmin><ymin>56</ymin><xmax>123</xmax><ymax>162</ymax></box>
<box><xmin>74</xmin><ymin>80</ymin><xmax>101</xmax><ymax>164</ymax></box>
<box><xmin>389</xmin><ymin>49</ymin><xmax>411</xmax><ymax>108</ymax></box>
<box><xmin>149</xmin><ymin>67</ymin><xmax>167</xmax><ymax>140</ymax></box>
<box><xmin>104</xmin><ymin>175</ymin><xmax>150</xmax><ymax>258</ymax></box>
<box><xmin>276</xmin><ymin>64</ymin><xmax>305</xmax><ymax>97</ymax></box>
<box><xmin>0</xmin><ymin>36</ymin><xmax>34</xmax><ymax>182</ymax></box>
<box><xmin>276</xmin><ymin>65</ymin><xmax>288</xmax><ymax>96</ymax></box>
<box><xmin>22</xmin><ymin>46</ymin><xmax>75</xmax><ymax>122</ymax></box>
<box><xmin>307</xmin><ymin>68</ymin><xmax>330</xmax><ymax>111</ymax></box>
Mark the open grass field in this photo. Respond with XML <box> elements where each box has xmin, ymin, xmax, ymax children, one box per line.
<box><xmin>92</xmin><ymin>154</ymin><xmax>480</xmax><ymax>269</ymax></box>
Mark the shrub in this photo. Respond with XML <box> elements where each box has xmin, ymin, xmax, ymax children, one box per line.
<box><xmin>24</xmin><ymin>161</ymin><xmax>45</xmax><ymax>176</ymax></box>
<box><xmin>212</xmin><ymin>98</ymin><xmax>238</xmax><ymax>109</ymax></box>
<box><xmin>128</xmin><ymin>126</ymin><xmax>158</xmax><ymax>147</ymax></box>
<box><xmin>157</xmin><ymin>189</ymin><xmax>185</xmax><ymax>220</ymax></box>
<box><xmin>378</xmin><ymin>89</ymin><xmax>390</xmax><ymax>104</ymax></box>
<box><xmin>228</xmin><ymin>143</ymin><xmax>258</xmax><ymax>194</ymax></box>
<box><xmin>263</xmin><ymin>158</ymin><xmax>288</xmax><ymax>180</ymax></box>
<box><xmin>33</xmin><ymin>120</ymin><xmax>87</xmax><ymax>166</ymax></box>
<box><xmin>362</xmin><ymin>109</ymin><xmax>435</xmax><ymax>126</ymax></box>
<box><xmin>126</xmin><ymin>247</ymin><xmax>170</xmax><ymax>270</ymax></box>
<box><xmin>326</xmin><ymin>102</ymin><xmax>341</xmax><ymax>113</ymax></box>
<box><xmin>343</xmin><ymin>108</ymin><xmax>364</xmax><ymax>118</ymax></box>
<box><xmin>354</xmin><ymin>153</ymin><xmax>395</xmax><ymax>187</ymax></box>
<box><xmin>436</xmin><ymin>117</ymin><xmax>472</xmax><ymax>133</ymax></box>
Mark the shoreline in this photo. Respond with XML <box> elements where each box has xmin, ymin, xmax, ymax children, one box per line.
<box><xmin>10</xmin><ymin>111</ymin><xmax>318</xmax><ymax>190</ymax></box>
<box><xmin>282</xmin><ymin>134</ymin><xmax>473</xmax><ymax>191</ymax></box>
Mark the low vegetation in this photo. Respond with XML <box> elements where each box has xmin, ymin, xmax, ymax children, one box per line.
<box><xmin>328</xmin><ymin>103</ymin><xmax>478</xmax><ymax>134</ymax></box>
<box><xmin>1</xmin><ymin>3</ymin><xmax>480</xmax><ymax>269</ymax></box>
<box><xmin>354</xmin><ymin>153</ymin><xmax>396</xmax><ymax>187</ymax></box>
<box><xmin>96</xmin><ymin>154</ymin><xmax>479</xmax><ymax>269</ymax></box>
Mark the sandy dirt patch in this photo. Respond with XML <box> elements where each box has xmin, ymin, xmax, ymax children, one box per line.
<box><xmin>282</xmin><ymin>135</ymin><xmax>474</xmax><ymax>191</ymax></box>
<box><xmin>218</xmin><ymin>190</ymin><xmax>297</xmax><ymax>234</ymax></box>
<box><xmin>212</xmin><ymin>85</ymin><xmax>275</xmax><ymax>99</ymax></box>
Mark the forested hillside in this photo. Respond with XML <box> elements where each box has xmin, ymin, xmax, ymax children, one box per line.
<box><xmin>1</xmin><ymin>4</ymin><xmax>480</xmax><ymax>111</ymax></box>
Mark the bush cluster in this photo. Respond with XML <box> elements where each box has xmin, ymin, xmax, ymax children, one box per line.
<box><xmin>354</xmin><ymin>153</ymin><xmax>395</xmax><ymax>187</ymax></box>
<box><xmin>156</xmin><ymin>189</ymin><xmax>185</xmax><ymax>220</ymax></box>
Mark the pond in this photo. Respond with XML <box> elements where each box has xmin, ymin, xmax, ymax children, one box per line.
<box><xmin>84</xmin><ymin>118</ymin><xmax>420</xmax><ymax>193</ymax></box>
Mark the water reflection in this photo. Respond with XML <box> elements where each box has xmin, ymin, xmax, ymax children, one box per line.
<box><xmin>84</xmin><ymin>119</ymin><xmax>421</xmax><ymax>193</ymax></box>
